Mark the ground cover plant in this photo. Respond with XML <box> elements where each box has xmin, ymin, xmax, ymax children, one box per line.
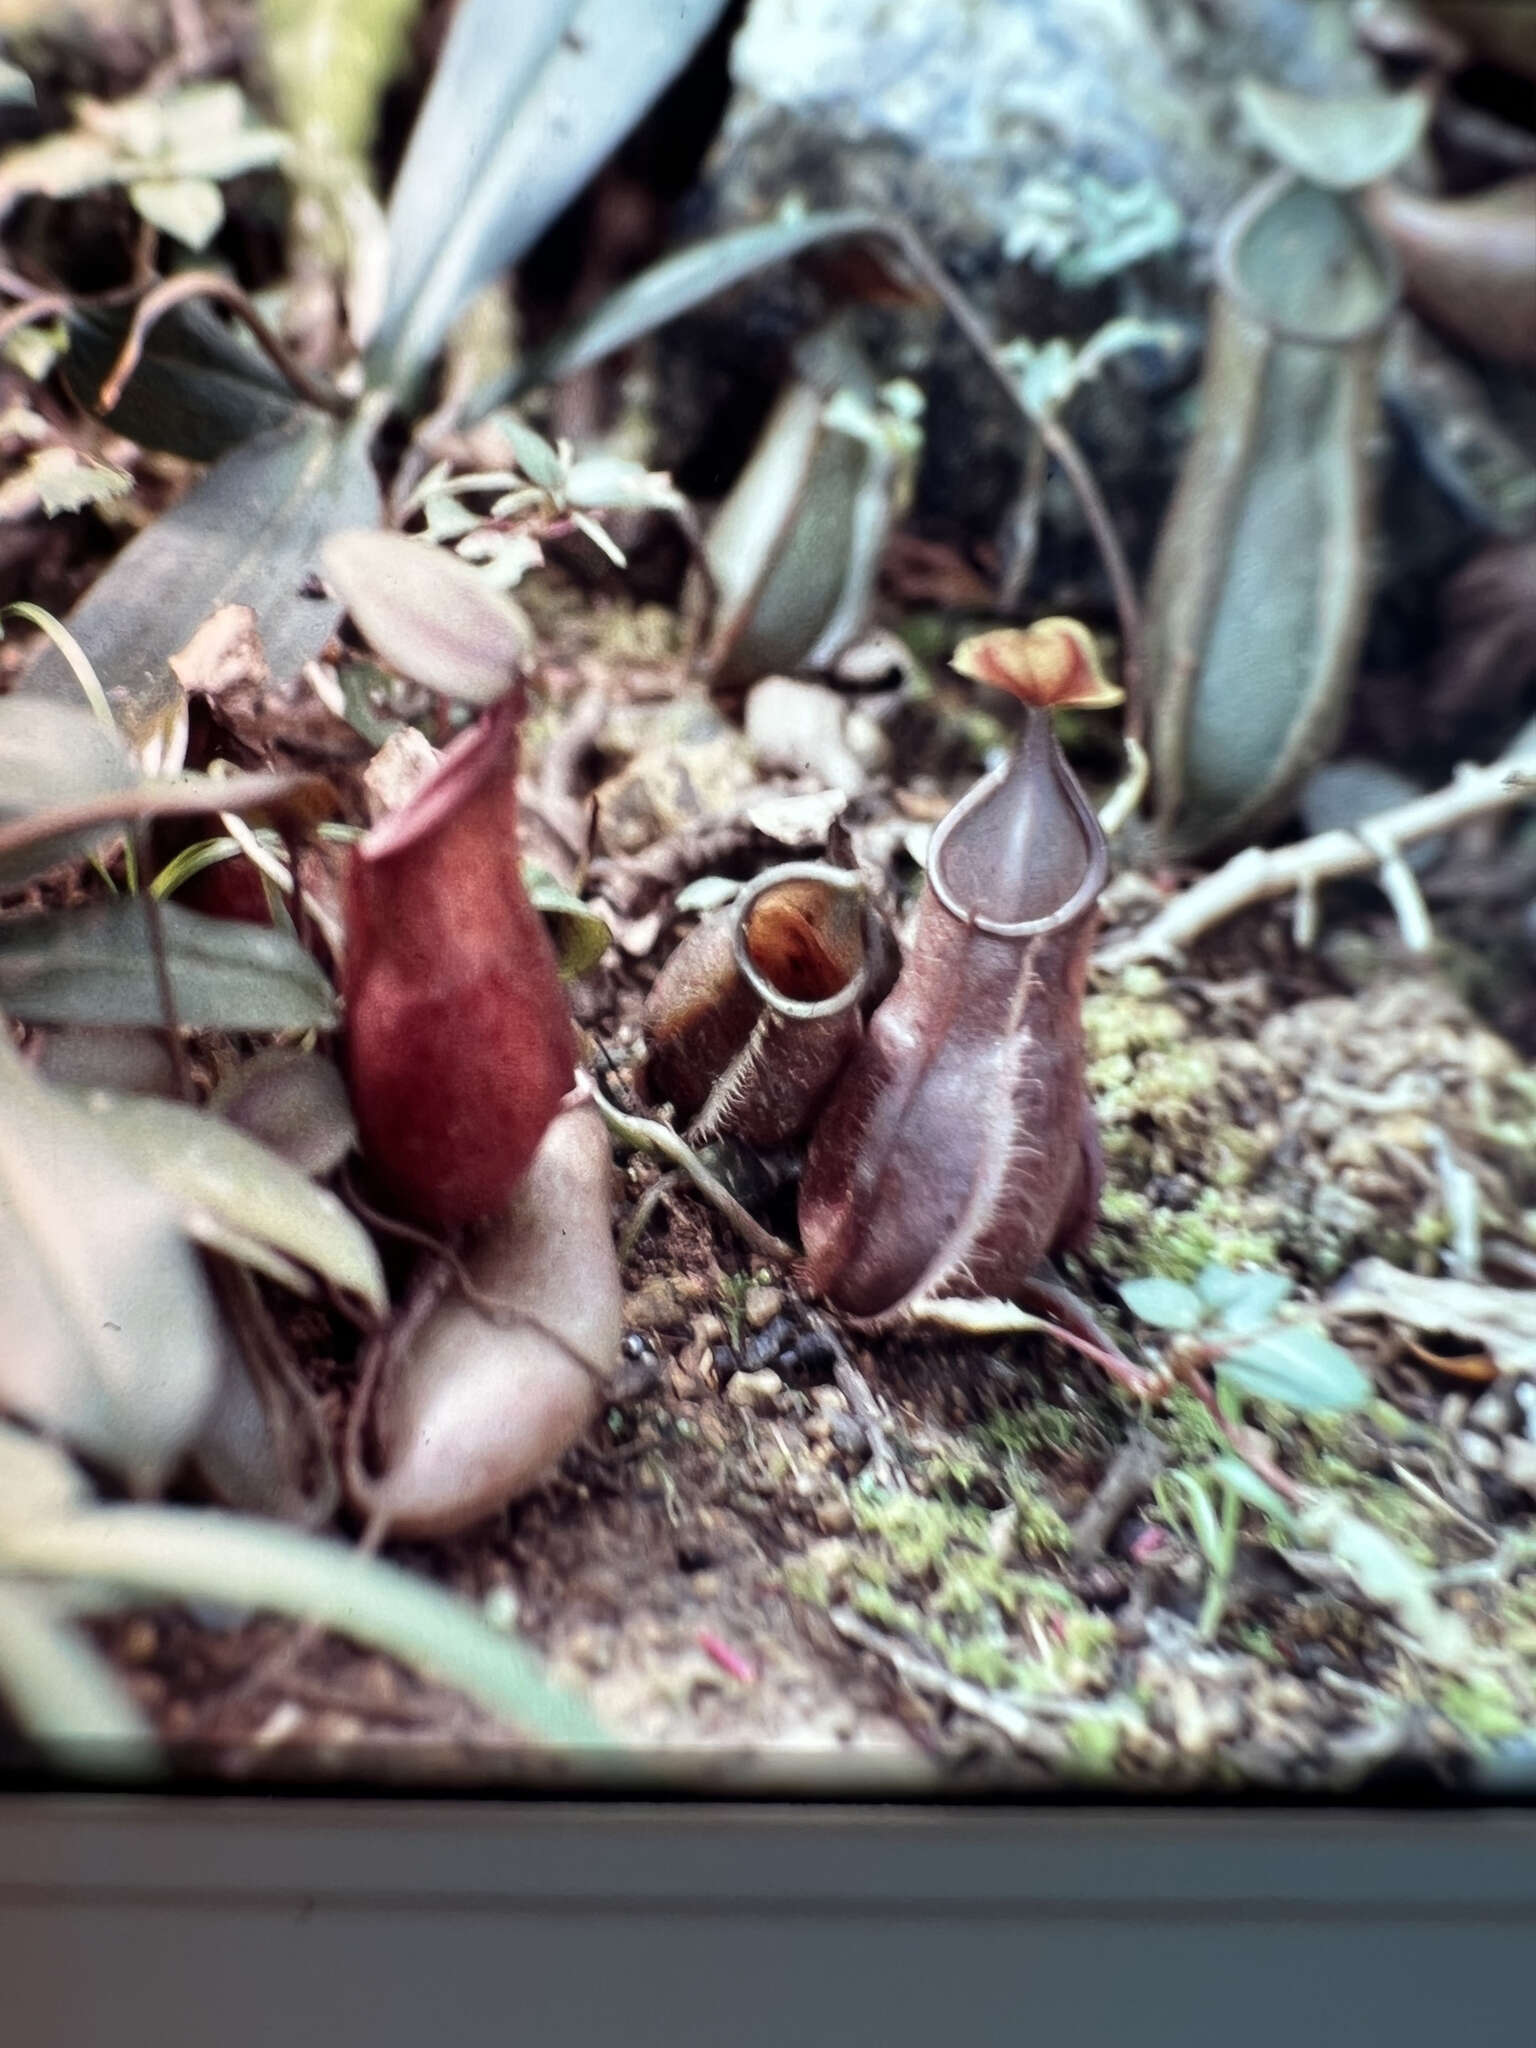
<box><xmin>0</xmin><ymin>0</ymin><xmax>1533</xmax><ymax>1789</ymax></box>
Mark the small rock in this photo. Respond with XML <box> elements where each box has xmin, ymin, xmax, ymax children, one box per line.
<box><xmin>742</xmin><ymin>1317</ymin><xmax>794</xmax><ymax>1372</ymax></box>
<box><xmin>829</xmin><ymin>1412</ymin><xmax>870</xmax><ymax>1460</ymax></box>
<box><xmin>1459</xmin><ymin>1429</ymin><xmax>1503</xmax><ymax>1473</ymax></box>
<box><xmin>1503</xmin><ymin>1437</ymin><xmax>1536</xmax><ymax>1500</ymax></box>
<box><xmin>1516</xmin><ymin>1383</ymin><xmax>1536</xmax><ymax>1439</ymax></box>
<box><xmin>1469</xmin><ymin>1385</ymin><xmax>1515</xmax><ymax>1436</ymax></box>
<box><xmin>693</xmin><ymin>1313</ymin><xmax>727</xmax><ymax>1345</ymax></box>
<box><xmin>815</xmin><ymin>1494</ymin><xmax>854</xmax><ymax>1535</ymax></box>
<box><xmin>743</xmin><ymin>1284</ymin><xmax>786</xmax><ymax>1332</ymax></box>
<box><xmin>624</xmin><ymin>1277</ymin><xmax>692</xmax><ymax>1330</ymax></box>
<box><xmin>727</xmin><ymin>1366</ymin><xmax>785</xmax><ymax>1409</ymax></box>
<box><xmin>792</xmin><ymin>1329</ymin><xmax>841</xmax><ymax>1375</ymax></box>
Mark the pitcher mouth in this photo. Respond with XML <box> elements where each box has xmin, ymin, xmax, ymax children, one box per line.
<box><xmin>926</xmin><ymin>725</ymin><xmax>1108</xmax><ymax>940</ymax></box>
<box><xmin>728</xmin><ymin>862</ymin><xmax>875</xmax><ymax>1021</ymax></box>
<box><xmin>1216</xmin><ymin>168</ymin><xmax>1400</xmax><ymax>351</ymax></box>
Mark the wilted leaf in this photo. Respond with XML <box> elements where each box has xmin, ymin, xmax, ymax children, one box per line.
<box><xmin>0</xmin><ymin>698</ymin><xmax>137</xmax><ymax>887</ymax></box>
<box><xmin>0</xmin><ymin>898</ymin><xmax>338</xmax><ymax>1031</ymax></box>
<box><xmin>1218</xmin><ymin>1326</ymin><xmax>1372</xmax><ymax>1414</ymax></box>
<box><xmin>1330</xmin><ymin>1259</ymin><xmax>1536</xmax><ymax>1376</ymax></box>
<box><xmin>0</xmin><ymin>446</ymin><xmax>134</xmax><ymax>521</ymax></box>
<box><xmin>1120</xmin><ymin>1276</ymin><xmax>1203</xmax><ymax>1331</ymax></box>
<box><xmin>0</xmin><ymin>1038</ymin><xmax>219</xmax><ymax>1490</ymax></box>
<box><xmin>376</xmin><ymin>0</ymin><xmax>731</xmax><ymax>382</ymax></box>
<box><xmin>22</xmin><ymin>412</ymin><xmax>380</xmax><ymax>747</ymax></box>
<box><xmin>127</xmin><ymin>174</ymin><xmax>224</xmax><ymax>247</ymax></box>
<box><xmin>520</xmin><ymin>208</ymin><xmax>884</xmax><ymax>395</ymax></box>
<box><xmin>1295</xmin><ymin>1493</ymin><xmax>1475</xmax><ymax>1668</ymax></box>
<box><xmin>63</xmin><ymin>301</ymin><xmax>303</xmax><ymax>462</ymax></box>
<box><xmin>1238</xmin><ymin>79</ymin><xmax>1432</xmax><ymax>191</ymax></box>
<box><xmin>322</xmin><ymin>529</ymin><xmax>532</xmax><ymax>701</ymax></box>
<box><xmin>524</xmin><ymin>864</ymin><xmax>612</xmax><ymax>979</ymax></box>
<box><xmin>210</xmin><ymin>1047</ymin><xmax>356</xmax><ymax>1178</ymax></box>
<box><xmin>72</xmin><ymin>1090</ymin><xmax>384</xmax><ymax>1314</ymax></box>
<box><xmin>0</xmin><ymin>763</ymin><xmax>334</xmax><ymax>878</ymax></box>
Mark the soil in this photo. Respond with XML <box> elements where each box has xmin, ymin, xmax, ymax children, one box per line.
<box><xmin>62</xmin><ymin>590</ymin><xmax>1536</xmax><ymax>1795</ymax></box>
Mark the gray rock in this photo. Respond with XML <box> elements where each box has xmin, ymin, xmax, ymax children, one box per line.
<box><xmin>676</xmin><ymin>0</ymin><xmax>1372</xmax><ymax>543</ymax></box>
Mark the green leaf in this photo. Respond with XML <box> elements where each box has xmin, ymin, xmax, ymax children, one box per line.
<box><xmin>1238</xmin><ymin>79</ymin><xmax>1433</xmax><ymax>191</ymax></box>
<box><xmin>376</xmin><ymin>0</ymin><xmax>731</xmax><ymax>382</ymax></box>
<box><xmin>1166</xmin><ymin>1469</ymin><xmax>1224</xmax><ymax>1569</ymax></box>
<box><xmin>1119</xmin><ymin>1276</ymin><xmax>1204</xmax><ymax>1331</ymax></box>
<box><xmin>63</xmin><ymin>301</ymin><xmax>304</xmax><ymax>462</ymax></box>
<box><xmin>1218</xmin><ymin>1326</ymin><xmax>1371</xmax><ymax>1415</ymax></box>
<box><xmin>321</xmin><ymin>529</ymin><xmax>531</xmax><ymax>701</ymax></box>
<box><xmin>1196</xmin><ymin>1264</ymin><xmax>1294</xmax><ymax>1335</ymax></box>
<box><xmin>0</xmin><ymin>698</ymin><xmax>137</xmax><ymax>888</ymax></box>
<box><xmin>210</xmin><ymin>1047</ymin><xmax>356</xmax><ymax>1178</ymax></box>
<box><xmin>524</xmin><ymin>864</ymin><xmax>612</xmax><ymax>979</ymax></box>
<box><xmin>260</xmin><ymin>0</ymin><xmax>423</xmax><ymax>164</ymax></box>
<box><xmin>0</xmin><ymin>1505</ymin><xmax>611</xmax><ymax>1747</ymax></box>
<box><xmin>499</xmin><ymin>416</ymin><xmax>566</xmax><ymax>496</ymax></box>
<box><xmin>0</xmin><ymin>1422</ymin><xmax>91</xmax><ymax>1524</ymax></box>
<box><xmin>518</xmin><ymin>207</ymin><xmax>884</xmax><ymax>397</ymax></box>
<box><xmin>0</xmin><ymin>1584</ymin><xmax>162</xmax><ymax>1779</ymax></box>
<box><xmin>1208</xmin><ymin>1455</ymin><xmax>1294</xmax><ymax>1526</ymax></box>
<box><xmin>127</xmin><ymin>174</ymin><xmax>224</xmax><ymax>248</ymax></box>
<box><xmin>0</xmin><ymin>1038</ymin><xmax>219</xmax><ymax>1490</ymax></box>
<box><xmin>21</xmin><ymin>411</ymin><xmax>379</xmax><ymax>749</ymax></box>
<box><xmin>72</xmin><ymin>1091</ymin><xmax>385</xmax><ymax>1315</ymax></box>
<box><xmin>0</xmin><ymin>898</ymin><xmax>338</xmax><ymax>1031</ymax></box>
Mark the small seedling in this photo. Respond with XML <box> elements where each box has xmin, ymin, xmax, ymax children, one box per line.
<box><xmin>1119</xmin><ymin>1263</ymin><xmax>1372</xmax><ymax>1418</ymax></box>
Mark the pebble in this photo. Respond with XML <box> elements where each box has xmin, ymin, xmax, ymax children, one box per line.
<box><xmin>791</xmin><ymin>1329</ymin><xmax>841</xmax><ymax>1375</ymax></box>
<box><xmin>1468</xmin><ymin>1386</ymin><xmax>1515</xmax><ymax>1436</ymax></box>
<box><xmin>727</xmin><ymin>1367</ymin><xmax>785</xmax><ymax>1410</ymax></box>
<box><xmin>693</xmin><ymin>1313</ymin><xmax>727</xmax><ymax>1345</ymax></box>
<box><xmin>829</xmin><ymin>1412</ymin><xmax>870</xmax><ymax>1460</ymax></box>
<box><xmin>815</xmin><ymin>1495</ymin><xmax>854</xmax><ymax>1535</ymax></box>
<box><xmin>1517</xmin><ymin>1382</ymin><xmax>1536</xmax><ymax>1440</ymax></box>
<box><xmin>743</xmin><ymin>1284</ymin><xmax>786</xmax><ymax>1331</ymax></box>
<box><xmin>624</xmin><ymin>1277</ymin><xmax>692</xmax><ymax>1330</ymax></box>
<box><xmin>1458</xmin><ymin>1428</ymin><xmax>1503</xmax><ymax>1473</ymax></box>
<box><xmin>742</xmin><ymin>1317</ymin><xmax>794</xmax><ymax>1374</ymax></box>
<box><xmin>1503</xmin><ymin>1437</ymin><xmax>1536</xmax><ymax>1500</ymax></box>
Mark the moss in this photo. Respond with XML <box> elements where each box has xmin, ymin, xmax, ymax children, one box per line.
<box><xmin>1066</xmin><ymin>1714</ymin><xmax>1124</xmax><ymax>1779</ymax></box>
<box><xmin>1437</xmin><ymin>1671</ymin><xmax>1528</xmax><ymax>1746</ymax></box>
<box><xmin>799</xmin><ymin>1469</ymin><xmax>1118</xmax><ymax>1702</ymax></box>
<box><xmin>979</xmin><ymin>1403</ymin><xmax>1087</xmax><ymax>1459</ymax></box>
<box><xmin>1151</xmin><ymin>1387</ymin><xmax>1225</xmax><ymax>1466</ymax></box>
<box><xmin>1097</xmin><ymin>1186</ymin><xmax>1281</xmax><ymax>1285</ymax></box>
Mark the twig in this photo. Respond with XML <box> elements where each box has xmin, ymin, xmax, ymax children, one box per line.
<box><xmin>97</xmin><ymin>273</ymin><xmax>351</xmax><ymax>418</ymax></box>
<box><xmin>587</xmin><ymin>1085</ymin><xmax>796</xmax><ymax>1265</ymax></box>
<box><xmin>821</xmin><ymin>1330</ymin><xmax>904</xmax><ymax>1492</ymax></box>
<box><xmin>1182</xmin><ymin>1372</ymin><xmax>1302</xmax><ymax>1510</ymax></box>
<box><xmin>1069</xmin><ymin>1427</ymin><xmax>1167</xmax><ymax>1561</ymax></box>
<box><xmin>882</xmin><ymin>222</ymin><xmax>1145</xmax><ymax>740</ymax></box>
<box><xmin>1097</xmin><ymin>737</ymin><xmax>1536</xmax><ymax>971</ymax></box>
<box><xmin>829</xmin><ymin>1605</ymin><xmax>1130</xmax><ymax>1761</ymax></box>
